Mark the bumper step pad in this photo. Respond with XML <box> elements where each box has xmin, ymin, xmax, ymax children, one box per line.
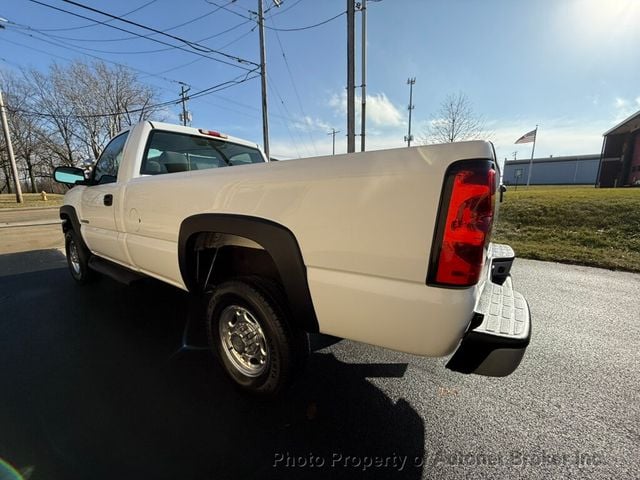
<box><xmin>474</xmin><ymin>277</ymin><xmax>529</xmax><ymax>339</ymax></box>
<box><xmin>447</xmin><ymin>274</ymin><xmax>531</xmax><ymax>377</ymax></box>
<box><xmin>490</xmin><ymin>243</ymin><xmax>515</xmax><ymax>285</ymax></box>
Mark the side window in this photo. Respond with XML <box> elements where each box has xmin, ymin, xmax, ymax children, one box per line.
<box><xmin>140</xmin><ymin>130</ymin><xmax>264</xmax><ymax>176</ymax></box>
<box><xmin>93</xmin><ymin>132</ymin><xmax>129</xmax><ymax>184</ymax></box>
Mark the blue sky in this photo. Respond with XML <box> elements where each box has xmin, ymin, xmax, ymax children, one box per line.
<box><xmin>2</xmin><ymin>0</ymin><xmax>640</xmax><ymax>161</ymax></box>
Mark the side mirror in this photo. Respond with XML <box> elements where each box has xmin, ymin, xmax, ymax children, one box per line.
<box><xmin>54</xmin><ymin>166</ymin><xmax>86</xmax><ymax>186</ymax></box>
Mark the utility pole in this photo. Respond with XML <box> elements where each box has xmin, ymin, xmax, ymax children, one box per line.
<box><xmin>358</xmin><ymin>1</ymin><xmax>366</xmax><ymax>152</ymax></box>
<box><xmin>0</xmin><ymin>89</ymin><xmax>23</xmax><ymax>203</ymax></box>
<box><xmin>346</xmin><ymin>0</ymin><xmax>356</xmax><ymax>153</ymax></box>
<box><xmin>328</xmin><ymin>128</ymin><xmax>340</xmax><ymax>155</ymax></box>
<box><xmin>179</xmin><ymin>83</ymin><xmax>191</xmax><ymax>126</ymax></box>
<box><xmin>258</xmin><ymin>0</ymin><xmax>270</xmax><ymax>160</ymax></box>
<box><xmin>404</xmin><ymin>77</ymin><xmax>415</xmax><ymax>147</ymax></box>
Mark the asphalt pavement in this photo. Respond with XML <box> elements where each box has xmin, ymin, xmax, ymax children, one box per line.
<box><xmin>0</xmin><ymin>208</ymin><xmax>63</xmax><ymax>254</ymax></box>
<box><xmin>0</xmin><ymin>247</ymin><xmax>638</xmax><ymax>480</ymax></box>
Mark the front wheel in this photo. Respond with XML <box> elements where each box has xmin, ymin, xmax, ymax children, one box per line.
<box><xmin>205</xmin><ymin>278</ymin><xmax>308</xmax><ymax>396</ymax></box>
<box><xmin>64</xmin><ymin>230</ymin><xmax>95</xmax><ymax>284</ymax></box>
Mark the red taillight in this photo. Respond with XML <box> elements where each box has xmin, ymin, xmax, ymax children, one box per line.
<box><xmin>429</xmin><ymin>161</ymin><xmax>496</xmax><ymax>287</ymax></box>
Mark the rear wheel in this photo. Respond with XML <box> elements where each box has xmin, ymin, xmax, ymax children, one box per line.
<box><xmin>206</xmin><ymin>278</ymin><xmax>308</xmax><ymax>396</ymax></box>
<box><xmin>64</xmin><ymin>229</ymin><xmax>95</xmax><ymax>284</ymax></box>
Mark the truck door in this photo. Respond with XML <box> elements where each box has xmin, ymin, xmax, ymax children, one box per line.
<box><xmin>80</xmin><ymin>131</ymin><xmax>129</xmax><ymax>263</ymax></box>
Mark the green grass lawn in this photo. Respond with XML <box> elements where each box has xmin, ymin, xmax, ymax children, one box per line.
<box><xmin>0</xmin><ymin>193</ymin><xmax>64</xmax><ymax>209</ymax></box>
<box><xmin>493</xmin><ymin>186</ymin><xmax>640</xmax><ymax>272</ymax></box>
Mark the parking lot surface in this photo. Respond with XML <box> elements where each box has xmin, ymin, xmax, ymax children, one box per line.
<box><xmin>0</xmin><ymin>248</ymin><xmax>638</xmax><ymax>479</ymax></box>
<box><xmin>0</xmin><ymin>208</ymin><xmax>63</xmax><ymax>254</ymax></box>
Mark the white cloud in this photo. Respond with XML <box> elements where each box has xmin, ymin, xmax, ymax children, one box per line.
<box><xmin>329</xmin><ymin>90</ymin><xmax>404</xmax><ymax>128</ymax></box>
<box><xmin>613</xmin><ymin>95</ymin><xmax>640</xmax><ymax>122</ymax></box>
<box><xmin>366</xmin><ymin>93</ymin><xmax>404</xmax><ymax>127</ymax></box>
<box><xmin>615</xmin><ymin>97</ymin><xmax>628</xmax><ymax>109</ymax></box>
<box><xmin>291</xmin><ymin>115</ymin><xmax>332</xmax><ymax>133</ymax></box>
<box><xmin>270</xmin><ymin>127</ymin><xmax>409</xmax><ymax>160</ymax></box>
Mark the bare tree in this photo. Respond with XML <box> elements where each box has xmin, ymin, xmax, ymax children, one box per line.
<box><xmin>53</xmin><ymin>60</ymin><xmax>162</xmax><ymax>160</ymax></box>
<box><xmin>421</xmin><ymin>92</ymin><xmax>489</xmax><ymax>144</ymax></box>
<box><xmin>0</xmin><ymin>73</ymin><xmax>49</xmax><ymax>192</ymax></box>
<box><xmin>25</xmin><ymin>67</ymin><xmax>79</xmax><ymax>167</ymax></box>
<box><xmin>0</xmin><ymin>150</ymin><xmax>13</xmax><ymax>194</ymax></box>
<box><xmin>0</xmin><ymin>60</ymin><xmax>163</xmax><ymax>193</ymax></box>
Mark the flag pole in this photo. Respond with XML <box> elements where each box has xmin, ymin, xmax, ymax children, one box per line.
<box><xmin>526</xmin><ymin>125</ymin><xmax>538</xmax><ymax>187</ymax></box>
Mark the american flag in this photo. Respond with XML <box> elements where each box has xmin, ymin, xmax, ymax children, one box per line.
<box><xmin>515</xmin><ymin>129</ymin><xmax>537</xmax><ymax>144</ymax></box>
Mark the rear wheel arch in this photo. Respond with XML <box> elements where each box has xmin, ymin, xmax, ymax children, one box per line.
<box><xmin>178</xmin><ymin>214</ymin><xmax>319</xmax><ymax>333</ymax></box>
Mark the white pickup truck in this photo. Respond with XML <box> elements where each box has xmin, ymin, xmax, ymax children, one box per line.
<box><xmin>54</xmin><ymin>121</ymin><xmax>531</xmax><ymax>395</ymax></box>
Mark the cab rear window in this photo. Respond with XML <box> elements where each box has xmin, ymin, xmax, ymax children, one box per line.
<box><xmin>141</xmin><ymin>130</ymin><xmax>264</xmax><ymax>175</ymax></box>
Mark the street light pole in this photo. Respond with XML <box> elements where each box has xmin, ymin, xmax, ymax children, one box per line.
<box><xmin>0</xmin><ymin>89</ymin><xmax>23</xmax><ymax>203</ymax></box>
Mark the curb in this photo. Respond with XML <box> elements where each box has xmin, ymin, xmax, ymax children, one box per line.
<box><xmin>0</xmin><ymin>206</ymin><xmax>61</xmax><ymax>213</ymax></box>
<box><xmin>0</xmin><ymin>220</ymin><xmax>62</xmax><ymax>229</ymax></box>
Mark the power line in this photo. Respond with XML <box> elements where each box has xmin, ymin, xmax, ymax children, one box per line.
<box><xmin>26</xmin><ymin>0</ymin><xmax>257</xmax><ymax>71</ymax></box>
<box><xmin>269</xmin><ymin>0</ymin><xmax>306</xmax><ymax>17</ymax></box>
<box><xmin>267</xmin><ymin>78</ymin><xmax>312</xmax><ymax>157</ymax></box>
<box><xmin>268</xmin><ymin>11</ymin><xmax>317</xmax><ymax>155</ymax></box>
<box><xmin>0</xmin><ymin>48</ymin><xmax>303</xmax><ymax>149</ymax></box>
<box><xmin>190</xmin><ymin>71</ymin><xmax>260</xmax><ymax>100</ymax></box>
<box><xmin>35</xmin><ymin>0</ymin><xmax>158</xmax><ymax>32</ymax></box>
<box><xmin>1</xmin><ymin>28</ymin><xmax>261</xmax><ymax>117</ymax></box>
<box><xmin>6</xmin><ymin>72</ymin><xmax>259</xmax><ymax>120</ymax></box>
<box><xmin>60</xmin><ymin>0</ymin><xmax>252</xmax><ymax>62</ymax></box>
<box><xmin>6</xmin><ymin>18</ymin><xmax>254</xmax><ymax>57</ymax></box>
<box><xmin>36</xmin><ymin>0</ymin><xmax>236</xmax><ymax>44</ymax></box>
<box><xmin>204</xmin><ymin>0</ymin><xmax>252</xmax><ymax>21</ymax></box>
<box><xmin>2</xmin><ymin>25</ymin><xmax>260</xmax><ymax>115</ymax></box>
<box><xmin>147</xmin><ymin>25</ymin><xmax>256</xmax><ymax>76</ymax></box>
<box><xmin>205</xmin><ymin>1</ymin><xmax>345</xmax><ymax>32</ymax></box>
<box><xmin>266</xmin><ymin>82</ymin><xmax>304</xmax><ymax>158</ymax></box>
<box><xmin>4</xmin><ymin>29</ymin><xmax>182</xmax><ymax>86</ymax></box>
<box><xmin>266</xmin><ymin>11</ymin><xmax>345</xmax><ymax>32</ymax></box>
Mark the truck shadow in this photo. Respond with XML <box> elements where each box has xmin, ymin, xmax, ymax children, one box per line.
<box><xmin>0</xmin><ymin>249</ymin><xmax>425</xmax><ymax>480</ymax></box>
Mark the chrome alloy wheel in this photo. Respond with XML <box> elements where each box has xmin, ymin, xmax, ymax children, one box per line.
<box><xmin>218</xmin><ymin>305</ymin><xmax>269</xmax><ymax>377</ymax></box>
<box><xmin>68</xmin><ymin>239</ymin><xmax>81</xmax><ymax>275</ymax></box>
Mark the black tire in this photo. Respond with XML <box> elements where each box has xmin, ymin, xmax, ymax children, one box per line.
<box><xmin>64</xmin><ymin>229</ymin><xmax>95</xmax><ymax>284</ymax></box>
<box><xmin>205</xmin><ymin>278</ymin><xmax>309</xmax><ymax>396</ymax></box>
